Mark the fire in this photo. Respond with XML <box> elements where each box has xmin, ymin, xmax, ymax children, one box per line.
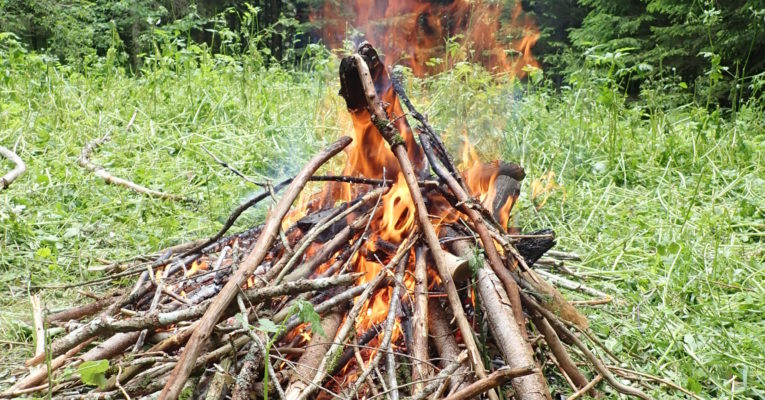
<box><xmin>460</xmin><ymin>134</ymin><xmax>518</xmax><ymax>229</ymax></box>
<box><xmin>377</xmin><ymin>174</ymin><xmax>415</xmax><ymax>243</ymax></box>
<box><xmin>325</xmin><ymin>45</ymin><xmax>521</xmax><ymax>352</ymax></box>
<box><xmin>185</xmin><ymin>260</ymin><xmax>208</xmax><ymax>277</ymax></box>
<box><xmin>311</xmin><ymin>0</ymin><xmax>540</xmax><ymax>77</ymax></box>
<box><xmin>530</xmin><ymin>170</ymin><xmax>562</xmax><ymax>210</ymax></box>
<box><xmin>282</xmin><ymin>40</ymin><xmax>527</xmax><ymax>387</ymax></box>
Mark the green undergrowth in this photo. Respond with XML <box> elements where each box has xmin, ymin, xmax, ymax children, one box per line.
<box><xmin>1</xmin><ymin>42</ymin><xmax>764</xmax><ymax>398</ymax></box>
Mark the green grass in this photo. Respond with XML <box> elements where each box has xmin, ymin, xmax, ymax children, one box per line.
<box><xmin>1</xmin><ymin>45</ymin><xmax>763</xmax><ymax>398</ymax></box>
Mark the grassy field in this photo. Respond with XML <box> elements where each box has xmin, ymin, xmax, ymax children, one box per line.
<box><xmin>1</xmin><ymin>43</ymin><xmax>763</xmax><ymax>398</ymax></box>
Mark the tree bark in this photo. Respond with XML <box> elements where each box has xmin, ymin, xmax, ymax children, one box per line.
<box><xmin>449</xmin><ymin>235</ymin><xmax>552</xmax><ymax>400</ymax></box>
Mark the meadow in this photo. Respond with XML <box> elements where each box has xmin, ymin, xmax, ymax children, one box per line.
<box><xmin>1</xmin><ymin>36</ymin><xmax>763</xmax><ymax>398</ymax></box>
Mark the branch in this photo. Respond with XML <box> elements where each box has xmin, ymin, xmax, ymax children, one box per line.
<box><xmin>441</xmin><ymin>366</ymin><xmax>537</xmax><ymax>400</ymax></box>
<box><xmin>0</xmin><ymin>145</ymin><xmax>26</xmax><ymax>190</ymax></box>
<box><xmin>346</xmin><ymin>43</ymin><xmax>495</xmax><ymax>399</ymax></box>
<box><xmin>77</xmin><ymin>132</ymin><xmax>183</xmax><ymax>201</ymax></box>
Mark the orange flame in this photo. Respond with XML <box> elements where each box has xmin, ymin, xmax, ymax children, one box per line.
<box><xmin>185</xmin><ymin>260</ymin><xmax>208</xmax><ymax>277</ymax></box>
<box><xmin>281</xmin><ymin>36</ymin><xmax>532</xmax><ymax>382</ymax></box>
<box><xmin>312</xmin><ymin>0</ymin><xmax>540</xmax><ymax>77</ymax></box>
<box><xmin>459</xmin><ymin>134</ymin><xmax>518</xmax><ymax>229</ymax></box>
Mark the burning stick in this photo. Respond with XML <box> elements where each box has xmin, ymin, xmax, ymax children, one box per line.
<box><xmin>345</xmin><ymin>252</ymin><xmax>408</xmax><ymax>399</ymax></box>
<box><xmin>289</xmin><ymin>234</ymin><xmax>416</xmax><ymax>400</ymax></box>
<box><xmin>279</xmin><ymin>309</ymin><xmax>345</xmax><ymax>400</ymax></box>
<box><xmin>420</xmin><ymin>133</ymin><xmax>528</xmax><ymax>329</ymax></box>
<box><xmin>343</xmin><ymin>43</ymin><xmax>496</xmax><ymax>399</ymax></box>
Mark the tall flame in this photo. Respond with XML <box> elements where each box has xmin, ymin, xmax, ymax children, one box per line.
<box><xmin>312</xmin><ymin>0</ymin><xmax>540</xmax><ymax>76</ymax></box>
<box><xmin>282</xmin><ymin>40</ymin><xmax>526</xmax><ymax>385</ymax></box>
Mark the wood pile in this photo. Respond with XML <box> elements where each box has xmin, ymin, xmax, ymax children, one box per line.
<box><xmin>2</xmin><ymin>43</ymin><xmax>650</xmax><ymax>400</ymax></box>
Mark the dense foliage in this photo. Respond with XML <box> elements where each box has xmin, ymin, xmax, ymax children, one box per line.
<box><xmin>568</xmin><ymin>0</ymin><xmax>765</xmax><ymax>105</ymax></box>
<box><xmin>0</xmin><ymin>0</ymin><xmax>303</xmax><ymax>68</ymax></box>
<box><xmin>2</xmin><ymin>0</ymin><xmax>765</xmax><ymax>106</ymax></box>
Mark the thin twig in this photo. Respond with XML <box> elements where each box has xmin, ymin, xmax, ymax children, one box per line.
<box><xmin>201</xmin><ymin>145</ymin><xmax>267</xmax><ymax>187</ymax></box>
<box><xmin>608</xmin><ymin>366</ymin><xmax>704</xmax><ymax>400</ymax></box>
<box><xmin>567</xmin><ymin>375</ymin><xmax>602</xmax><ymax>400</ymax></box>
<box><xmin>347</xmin><ymin>253</ymin><xmax>408</xmax><ymax>398</ymax></box>
<box><xmin>115</xmin><ymin>366</ymin><xmax>131</xmax><ymax>400</ymax></box>
<box><xmin>77</xmin><ymin>130</ymin><xmax>183</xmax><ymax>201</ymax></box>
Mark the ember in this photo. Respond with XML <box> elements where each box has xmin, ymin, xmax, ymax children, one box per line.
<box><xmin>5</xmin><ymin>44</ymin><xmax>650</xmax><ymax>400</ymax></box>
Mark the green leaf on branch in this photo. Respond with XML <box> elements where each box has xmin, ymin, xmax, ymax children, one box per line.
<box><xmin>293</xmin><ymin>300</ymin><xmax>324</xmax><ymax>338</ymax></box>
<box><xmin>78</xmin><ymin>359</ymin><xmax>109</xmax><ymax>388</ymax></box>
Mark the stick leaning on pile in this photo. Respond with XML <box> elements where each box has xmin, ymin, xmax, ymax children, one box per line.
<box><xmin>158</xmin><ymin>135</ymin><xmax>352</xmax><ymax>400</ymax></box>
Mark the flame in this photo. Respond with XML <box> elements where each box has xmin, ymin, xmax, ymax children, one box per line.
<box><xmin>459</xmin><ymin>134</ymin><xmax>518</xmax><ymax>229</ymax></box>
<box><xmin>312</xmin><ymin>0</ymin><xmax>540</xmax><ymax>77</ymax></box>
<box><xmin>185</xmin><ymin>260</ymin><xmax>208</xmax><ymax>277</ymax></box>
<box><xmin>377</xmin><ymin>174</ymin><xmax>416</xmax><ymax>243</ymax></box>
<box><xmin>530</xmin><ymin>170</ymin><xmax>562</xmax><ymax>210</ymax></box>
<box><xmin>277</xmin><ymin>38</ymin><xmax>534</xmax><ymax>388</ymax></box>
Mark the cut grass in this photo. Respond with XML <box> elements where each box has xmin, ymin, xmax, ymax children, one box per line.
<box><xmin>1</xmin><ymin>51</ymin><xmax>763</xmax><ymax>398</ymax></box>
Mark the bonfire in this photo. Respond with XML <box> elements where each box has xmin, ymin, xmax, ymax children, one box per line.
<box><xmin>2</xmin><ymin>43</ymin><xmax>650</xmax><ymax>400</ymax></box>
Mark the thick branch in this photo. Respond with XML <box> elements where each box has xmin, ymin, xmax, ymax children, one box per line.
<box><xmin>157</xmin><ymin>131</ymin><xmax>351</xmax><ymax>395</ymax></box>
<box><xmin>449</xmin><ymin>234</ymin><xmax>551</xmax><ymax>400</ymax></box>
<box><xmin>411</xmin><ymin>246</ymin><xmax>431</xmax><ymax>393</ymax></box>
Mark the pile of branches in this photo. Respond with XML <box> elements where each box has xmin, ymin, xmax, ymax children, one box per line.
<box><xmin>3</xmin><ymin>43</ymin><xmax>655</xmax><ymax>400</ymax></box>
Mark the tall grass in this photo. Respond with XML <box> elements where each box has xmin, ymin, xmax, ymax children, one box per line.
<box><xmin>1</xmin><ymin>33</ymin><xmax>763</xmax><ymax>398</ymax></box>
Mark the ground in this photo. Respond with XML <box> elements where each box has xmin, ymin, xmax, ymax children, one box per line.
<box><xmin>1</xmin><ymin>53</ymin><xmax>763</xmax><ymax>398</ymax></box>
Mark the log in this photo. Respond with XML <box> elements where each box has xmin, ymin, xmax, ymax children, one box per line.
<box><xmin>449</xmin><ymin>233</ymin><xmax>551</xmax><ymax>400</ymax></box>
<box><xmin>443</xmin><ymin>250</ymin><xmax>470</xmax><ymax>283</ymax></box>
<box><xmin>515</xmin><ymin>229</ymin><xmax>557</xmax><ymax>267</ymax></box>
<box><xmin>158</xmin><ymin>136</ymin><xmax>352</xmax><ymax>400</ymax></box>
<box><xmin>411</xmin><ymin>246</ymin><xmax>431</xmax><ymax>393</ymax></box>
<box><xmin>491</xmin><ymin>173</ymin><xmax>521</xmax><ymax>225</ymax></box>
<box><xmin>428</xmin><ymin>299</ymin><xmax>470</xmax><ymax>393</ymax></box>
<box><xmin>283</xmin><ymin>309</ymin><xmax>344</xmax><ymax>400</ymax></box>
